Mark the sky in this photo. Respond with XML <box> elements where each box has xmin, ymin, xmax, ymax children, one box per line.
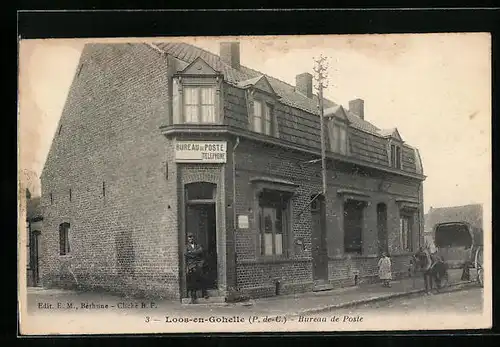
<box><xmin>18</xmin><ymin>34</ymin><xmax>491</xmax><ymax>213</ymax></box>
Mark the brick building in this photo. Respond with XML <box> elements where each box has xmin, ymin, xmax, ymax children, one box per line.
<box><xmin>40</xmin><ymin>42</ymin><xmax>425</xmax><ymax>300</ymax></box>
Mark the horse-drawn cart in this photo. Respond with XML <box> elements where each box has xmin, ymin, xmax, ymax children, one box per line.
<box><xmin>433</xmin><ymin>221</ymin><xmax>483</xmax><ymax>287</ymax></box>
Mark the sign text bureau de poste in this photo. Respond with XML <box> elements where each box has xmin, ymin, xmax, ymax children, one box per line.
<box><xmin>174</xmin><ymin>141</ymin><xmax>227</xmax><ymax>163</ymax></box>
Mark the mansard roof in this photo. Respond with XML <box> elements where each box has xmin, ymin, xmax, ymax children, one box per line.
<box><xmin>152</xmin><ymin>42</ymin><xmax>382</xmax><ymax>135</ymax></box>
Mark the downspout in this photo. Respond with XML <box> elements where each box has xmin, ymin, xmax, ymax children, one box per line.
<box><xmin>232</xmin><ymin>136</ymin><xmax>240</xmax><ymax>290</ymax></box>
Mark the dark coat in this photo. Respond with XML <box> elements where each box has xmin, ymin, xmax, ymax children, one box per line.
<box><xmin>185</xmin><ymin>243</ymin><xmax>205</xmax><ymax>273</ymax></box>
<box><xmin>185</xmin><ymin>243</ymin><xmax>206</xmax><ymax>292</ymax></box>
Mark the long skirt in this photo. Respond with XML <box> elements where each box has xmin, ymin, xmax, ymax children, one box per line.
<box><xmin>187</xmin><ymin>266</ymin><xmax>203</xmax><ymax>292</ymax></box>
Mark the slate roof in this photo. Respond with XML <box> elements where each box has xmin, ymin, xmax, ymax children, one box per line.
<box><xmin>153</xmin><ymin>42</ymin><xmax>382</xmax><ymax>135</ymax></box>
<box><xmin>379</xmin><ymin>128</ymin><xmax>397</xmax><ymax>137</ymax></box>
<box><xmin>424</xmin><ymin>204</ymin><xmax>483</xmax><ymax>232</ymax></box>
<box><xmin>27</xmin><ymin>197</ymin><xmax>42</xmax><ymax>221</ymax></box>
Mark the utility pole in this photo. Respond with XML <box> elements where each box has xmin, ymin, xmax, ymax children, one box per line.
<box><xmin>313</xmin><ymin>55</ymin><xmax>329</xmax><ymax>195</ymax></box>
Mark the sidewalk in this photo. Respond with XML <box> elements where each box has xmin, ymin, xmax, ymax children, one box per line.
<box><xmin>26</xmin><ymin>269</ymin><xmax>476</xmax><ymax>318</ymax></box>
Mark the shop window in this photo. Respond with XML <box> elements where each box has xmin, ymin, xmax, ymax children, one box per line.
<box><xmin>183</xmin><ymin>86</ymin><xmax>217</xmax><ymax>124</ymax></box>
<box><xmin>258</xmin><ymin>191</ymin><xmax>289</xmax><ymax>256</ymax></box>
<box><xmin>399</xmin><ymin>213</ymin><xmax>413</xmax><ymax>252</ymax></box>
<box><xmin>343</xmin><ymin>200</ymin><xmax>365</xmax><ymax>254</ymax></box>
<box><xmin>59</xmin><ymin>222</ymin><xmax>71</xmax><ymax>256</ymax></box>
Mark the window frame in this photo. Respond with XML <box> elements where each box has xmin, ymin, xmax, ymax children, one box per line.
<box><xmin>399</xmin><ymin>212</ymin><xmax>413</xmax><ymax>252</ymax></box>
<box><xmin>389</xmin><ymin>141</ymin><xmax>403</xmax><ymax>169</ymax></box>
<box><xmin>251</xmin><ymin>99</ymin><xmax>275</xmax><ymax>136</ymax></box>
<box><xmin>343</xmin><ymin>200</ymin><xmax>365</xmax><ymax>255</ymax></box>
<box><xmin>329</xmin><ymin>119</ymin><xmax>349</xmax><ymax>155</ymax></box>
<box><xmin>257</xmin><ymin>191</ymin><xmax>290</xmax><ymax>258</ymax></box>
<box><xmin>59</xmin><ymin>222</ymin><xmax>71</xmax><ymax>256</ymax></box>
<box><xmin>182</xmin><ymin>85</ymin><xmax>217</xmax><ymax>124</ymax></box>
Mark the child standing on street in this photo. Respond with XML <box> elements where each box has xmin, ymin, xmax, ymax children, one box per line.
<box><xmin>378</xmin><ymin>252</ymin><xmax>392</xmax><ymax>287</ymax></box>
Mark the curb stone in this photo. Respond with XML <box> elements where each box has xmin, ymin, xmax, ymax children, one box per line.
<box><xmin>286</xmin><ymin>281</ymin><xmax>477</xmax><ymax>318</ymax></box>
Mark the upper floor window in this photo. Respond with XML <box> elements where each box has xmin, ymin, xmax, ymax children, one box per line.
<box><xmin>389</xmin><ymin>143</ymin><xmax>402</xmax><ymax>169</ymax></box>
<box><xmin>251</xmin><ymin>100</ymin><xmax>274</xmax><ymax>136</ymax></box>
<box><xmin>330</xmin><ymin>123</ymin><xmax>348</xmax><ymax>155</ymax></box>
<box><xmin>183</xmin><ymin>86</ymin><xmax>217</xmax><ymax>123</ymax></box>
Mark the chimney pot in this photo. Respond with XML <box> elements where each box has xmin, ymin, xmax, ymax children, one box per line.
<box><xmin>349</xmin><ymin>98</ymin><xmax>365</xmax><ymax>120</ymax></box>
<box><xmin>295</xmin><ymin>72</ymin><xmax>313</xmax><ymax>98</ymax></box>
<box><xmin>220</xmin><ymin>42</ymin><xmax>240</xmax><ymax>70</ymax></box>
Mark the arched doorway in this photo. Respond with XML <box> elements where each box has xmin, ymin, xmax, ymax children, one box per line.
<box><xmin>184</xmin><ymin>182</ymin><xmax>218</xmax><ymax>294</ymax></box>
<box><xmin>377</xmin><ymin>203</ymin><xmax>388</xmax><ymax>255</ymax></box>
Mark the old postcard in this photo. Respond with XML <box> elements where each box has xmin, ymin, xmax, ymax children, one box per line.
<box><xmin>18</xmin><ymin>34</ymin><xmax>492</xmax><ymax>334</ymax></box>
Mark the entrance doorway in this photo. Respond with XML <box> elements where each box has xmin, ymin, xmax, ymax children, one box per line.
<box><xmin>377</xmin><ymin>203</ymin><xmax>388</xmax><ymax>255</ymax></box>
<box><xmin>30</xmin><ymin>230</ymin><xmax>41</xmax><ymax>286</ymax></box>
<box><xmin>183</xmin><ymin>181</ymin><xmax>218</xmax><ymax>297</ymax></box>
<box><xmin>185</xmin><ymin>203</ymin><xmax>218</xmax><ymax>289</ymax></box>
<box><xmin>311</xmin><ymin>195</ymin><xmax>328</xmax><ymax>281</ymax></box>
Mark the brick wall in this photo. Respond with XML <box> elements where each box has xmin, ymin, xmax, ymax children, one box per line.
<box><xmin>232</xmin><ymin>137</ymin><xmax>422</xmax><ymax>296</ymax></box>
<box><xmin>40</xmin><ymin>44</ymin><xmax>180</xmax><ymax>299</ymax></box>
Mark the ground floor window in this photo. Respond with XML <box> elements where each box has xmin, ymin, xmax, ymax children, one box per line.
<box><xmin>59</xmin><ymin>222</ymin><xmax>70</xmax><ymax>255</ymax></box>
<box><xmin>344</xmin><ymin>200</ymin><xmax>365</xmax><ymax>254</ymax></box>
<box><xmin>258</xmin><ymin>190</ymin><xmax>289</xmax><ymax>257</ymax></box>
<box><xmin>400</xmin><ymin>213</ymin><xmax>414</xmax><ymax>252</ymax></box>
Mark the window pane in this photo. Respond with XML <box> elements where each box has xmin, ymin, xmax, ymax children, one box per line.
<box><xmin>396</xmin><ymin>147</ymin><xmax>401</xmax><ymax>168</ymax></box>
<box><xmin>201</xmin><ymin>105</ymin><xmax>215</xmax><ymax>123</ymax></box>
<box><xmin>339</xmin><ymin>128</ymin><xmax>347</xmax><ymax>154</ymax></box>
<box><xmin>275</xmin><ymin>234</ymin><xmax>283</xmax><ymax>255</ymax></box>
<box><xmin>253</xmin><ymin>101</ymin><xmax>262</xmax><ymax>133</ymax></box>
<box><xmin>184</xmin><ymin>87</ymin><xmax>199</xmax><ymax>123</ymax></box>
<box><xmin>185</xmin><ymin>106</ymin><xmax>199</xmax><ymax>123</ymax></box>
<box><xmin>264</xmin><ymin>104</ymin><xmax>272</xmax><ymax>135</ymax></box>
<box><xmin>66</xmin><ymin>227</ymin><xmax>71</xmax><ymax>253</ymax></box>
<box><xmin>331</xmin><ymin>124</ymin><xmax>339</xmax><ymax>153</ymax></box>
<box><xmin>391</xmin><ymin>145</ymin><xmax>396</xmax><ymax>166</ymax></box>
<box><xmin>186</xmin><ymin>182</ymin><xmax>216</xmax><ymax>200</ymax></box>
<box><xmin>264</xmin><ymin>233</ymin><xmax>273</xmax><ymax>255</ymax></box>
<box><xmin>184</xmin><ymin>87</ymin><xmax>198</xmax><ymax>105</ymax></box>
<box><xmin>201</xmin><ymin>87</ymin><xmax>215</xmax><ymax>105</ymax></box>
<box><xmin>263</xmin><ymin>208</ymin><xmax>273</xmax><ymax>233</ymax></box>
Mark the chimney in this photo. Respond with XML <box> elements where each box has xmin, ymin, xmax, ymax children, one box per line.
<box><xmin>295</xmin><ymin>73</ymin><xmax>313</xmax><ymax>98</ymax></box>
<box><xmin>349</xmin><ymin>98</ymin><xmax>364</xmax><ymax>120</ymax></box>
<box><xmin>220</xmin><ymin>42</ymin><xmax>240</xmax><ymax>69</ymax></box>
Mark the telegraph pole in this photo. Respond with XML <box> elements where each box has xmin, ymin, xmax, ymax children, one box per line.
<box><xmin>313</xmin><ymin>55</ymin><xmax>329</xmax><ymax>195</ymax></box>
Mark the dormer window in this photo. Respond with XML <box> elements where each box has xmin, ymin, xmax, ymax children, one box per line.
<box><xmin>325</xmin><ymin>105</ymin><xmax>350</xmax><ymax>156</ymax></box>
<box><xmin>252</xmin><ymin>100</ymin><xmax>273</xmax><ymax>135</ymax></box>
<box><xmin>390</xmin><ymin>143</ymin><xmax>402</xmax><ymax>169</ymax></box>
<box><xmin>171</xmin><ymin>57</ymin><xmax>222</xmax><ymax>125</ymax></box>
<box><xmin>381</xmin><ymin>128</ymin><xmax>404</xmax><ymax>170</ymax></box>
<box><xmin>331</xmin><ymin>122</ymin><xmax>348</xmax><ymax>155</ymax></box>
<box><xmin>183</xmin><ymin>86</ymin><xmax>217</xmax><ymax>123</ymax></box>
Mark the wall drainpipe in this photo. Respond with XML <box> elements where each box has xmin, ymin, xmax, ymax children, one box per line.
<box><xmin>232</xmin><ymin>137</ymin><xmax>240</xmax><ymax>290</ymax></box>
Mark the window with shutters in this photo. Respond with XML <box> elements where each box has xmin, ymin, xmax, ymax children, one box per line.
<box><xmin>329</xmin><ymin>121</ymin><xmax>349</xmax><ymax>155</ymax></box>
<box><xmin>59</xmin><ymin>222</ymin><xmax>71</xmax><ymax>256</ymax></box>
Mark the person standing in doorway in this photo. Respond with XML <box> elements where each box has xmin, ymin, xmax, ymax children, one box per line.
<box><xmin>185</xmin><ymin>233</ymin><xmax>208</xmax><ymax>303</ymax></box>
<box><xmin>378</xmin><ymin>252</ymin><xmax>392</xmax><ymax>287</ymax></box>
